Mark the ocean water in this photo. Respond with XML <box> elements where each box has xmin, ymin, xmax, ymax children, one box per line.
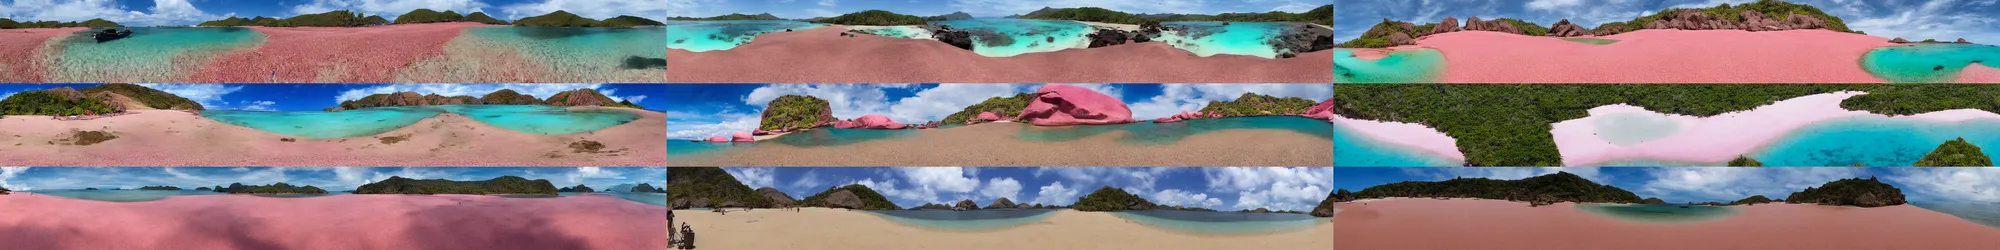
<box><xmin>931</xmin><ymin>19</ymin><xmax>1093</xmax><ymax>57</ymax></box>
<box><xmin>867</xmin><ymin>209</ymin><xmax>1057</xmax><ymax>231</ymax></box>
<box><xmin>664</xmin><ymin>20</ymin><xmax>826</xmax><ymax>52</ymax></box>
<box><xmin>203</xmin><ymin>106</ymin><xmax>445</xmax><ymax>139</ymax></box>
<box><xmin>1333</xmin><ymin>48</ymin><xmax>1445</xmax><ymax>83</ymax></box>
<box><xmin>1912</xmin><ymin>202</ymin><xmax>2000</xmax><ymax>230</ymax></box>
<box><xmin>49</xmin><ymin>27</ymin><xmax>264</xmax><ymax>81</ymax></box>
<box><xmin>33</xmin><ymin>190</ymin><xmax>222</xmax><ymax>202</ymax></box>
<box><xmin>1155</xmin><ymin>21</ymin><xmax>1287</xmax><ymax>58</ymax></box>
<box><xmin>1748</xmin><ymin>117</ymin><xmax>2000</xmax><ymax>167</ymax></box>
<box><xmin>1333</xmin><ymin>122</ymin><xmax>1461</xmax><ymax>167</ymax></box>
<box><xmin>1016</xmin><ymin>116</ymin><xmax>1333</xmax><ymax>145</ymax></box>
<box><xmin>667</xmin><ymin>139</ymin><xmax>742</xmax><ymax>156</ymax></box>
<box><xmin>1576</xmin><ymin>204</ymin><xmax>1741</xmax><ymax>224</ymax></box>
<box><xmin>1860</xmin><ymin>44</ymin><xmax>2000</xmax><ymax>83</ymax></box>
<box><xmin>563</xmin><ymin>192</ymin><xmax>669</xmax><ymax>206</ymax></box>
<box><xmin>1559</xmin><ymin>37</ymin><xmax>1619</xmax><ymax>45</ymax></box>
<box><xmin>431</xmin><ymin>105</ymin><xmax>639</xmax><ymax>135</ymax></box>
<box><xmin>464</xmin><ymin>26</ymin><xmax>665</xmax><ymax>72</ymax></box>
<box><xmin>1110</xmin><ymin>210</ymin><xmax>1327</xmax><ymax>234</ymax></box>
<box><xmin>764</xmin><ymin>128</ymin><xmax>918</xmax><ymax>147</ymax></box>
<box><xmin>847</xmin><ymin>25</ymin><xmax>932</xmax><ymax>39</ymax></box>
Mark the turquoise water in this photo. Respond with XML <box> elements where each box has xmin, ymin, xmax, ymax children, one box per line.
<box><xmin>1749</xmin><ymin>117</ymin><xmax>2000</xmax><ymax>167</ymax></box>
<box><xmin>664</xmin><ymin>20</ymin><xmax>826</xmax><ymax>52</ymax></box>
<box><xmin>465</xmin><ymin>26</ymin><xmax>665</xmax><ymax>71</ymax></box>
<box><xmin>431</xmin><ymin>105</ymin><xmax>638</xmax><ymax>135</ymax></box>
<box><xmin>1334</xmin><ymin>48</ymin><xmax>1445</xmax><ymax>83</ymax></box>
<box><xmin>1913</xmin><ymin>202</ymin><xmax>2000</xmax><ymax>230</ymax></box>
<box><xmin>765</xmin><ymin>128</ymin><xmax>918</xmax><ymax>147</ymax></box>
<box><xmin>1157</xmin><ymin>22</ymin><xmax>1288</xmax><ymax>58</ymax></box>
<box><xmin>667</xmin><ymin>139</ymin><xmax>741</xmax><ymax>156</ymax></box>
<box><xmin>931</xmin><ymin>19</ymin><xmax>1094</xmax><ymax>57</ymax></box>
<box><xmin>1111</xmin><ymin>210</ymin><xmax>1328</xmax><ymax>234</ymax></box>
<box><xmin>1860</xmin><ymin>44</ymin><xmax>2000</xmax><ymax>83</ymax></box>
<box><xmin>1333</xmin><ymin>122</ymin><xmax>1460</xmax><ymax>167</ymax></box>
<box><xmin>32</xmin><ymin>190</ymin><xmax>222</xmax><ymax>202</ymax></box>
<box><xmin>1016</xmin><ymin>116</ymin><xmax>1333</xmax><ymax>145</ymax></box>
<box><xmin>867</xmin><ymin>209</ymin><xmax>1057</xmax><ymax>231</ymax></box>
<box><xmin>1577</xmin><ymin>204</ymin><xmax>1740</xmax><ymax>224</ymax></box>
<box><xmin>1559</xmin><ymin>37</ymin><xmax>1619</xmax><ymax>45</ymax></box>
<box><xmin>50</xmin><ymin>27</ymin><xmax>264</xmax><ymax>81</ymax></box>
<box><xmin>847</xmin><ymin>26</ymin><xmax>931</xmax><ymax>39</ymax></box>
<box><xmin>563</xmin><ymin>192</ymin><xmax>669</xmax><ymax>206</ymax></box>
<box><xmin>205</xmin><ymin>105</ymin><xmax>637</xmax><ymax>138</ymax></box>
<box><xmin>203</xmin><ymin>106</ymin><xmax>445</xmax><ymax>139</ymax></box>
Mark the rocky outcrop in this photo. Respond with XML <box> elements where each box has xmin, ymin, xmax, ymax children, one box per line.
<box><xmin>1461</xmin><ymin>17</ymin><xmax>1522</xmax><ymax>35</ymax></box>
<box><xmin>1785</xmin><ymin>177</ymin><xmax>1906</xmax><ymax>207</ymax></box>
<box><xmin>730</xmin><ymin>131</ymin><xmax>755</xmax><ymax>142</ymax></box>
<box><xmin>931</xmin><ymin>25</ymin><xmax>975</xmax><ymax>51</ymax></box>
<box><xmin>760</xmin><ymin>95</ymin><xmax>839</xmax><ymax>131</ymax></box>
<box><xmin>1891</xmin><ymin>37</ymin><xmax>1910</xmax><ymax>43</ymax></box>
<box><xmin>1431</xmin><ymin>17</ymin><xmax>1460</xmax><ymax>34</ymax></box>
<box><xmin>756</xmin><ymin>187</ymin><xmax>797</xmax><ymax>207</ymax></box>
<box><xmin>1086</xmin><ymin>28</ymin><xmax>1132</xmax><ymax>48</ymax></box>
<box><xmin>1302</xmin><ymin>97</ymin><xmax>1335</xmax><ymax>120</ymax></box>
<box><xmin>833</xmin><ymin>114</ymin><xmax>907</xmax><ymax>129</ymax></box>
<box><xmin>1271</xmin><ymin>23</ymin><xmax>1335</xmax><ymax>58</ymax></box>
<box><xmin>546</xmin><ymin>89</ymin><xmax>633</xmax><ymax>108</ymax></box>
<box><xmin>670</xmin><ymin>198</ymin><xmax>711</xmax><ymax>209</ymax></box>
<box><xmin>1958</xmin><ymin>38</ymin><xmax>1972</xmax><ymax>44</ymax></box>
<box><xmin>976</xmin><ymin>112</ymin><xmax>1001</xmax><ymax>121</ymax></box>
<box><xmin>953</xmin><ymin>199</ymin><xmax>980</xmax><ymax>210</ymax></box>
<box><xmin>1546</xmin><ymin>19</ymin><xmax>1590</xmax><ymax>37</ymax></box>
<box><xmin>822</xmin><ymin>190</ymin><xmax>864</xmax><ymax>209</ymax></box>
<box><xmin>1385</xmin><ymin>32</ymin><xmax>1414</xmax><ymax>46</ymax></box>
<box><xmin>985</xmin><ymin>197</ymin><xmax>1018</xmax><ymax>209</ymax></box>
<box><xmin>1640</xmin><ymin>197</ymin><xmax>1667</xmax><ymax>204</ymax></box>
<box><xmin>1311</xmin><ymin>189</ymin><xmax>1337</xmax><ymax>217</ymax></box>
<box><xmin>1020</xmin><ymin>84</ymin><xmax>1135</xmax><ymax>126</ymax></box>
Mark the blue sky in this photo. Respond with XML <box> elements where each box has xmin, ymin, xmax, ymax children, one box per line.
<box><xmin>662</xmin><ymin>83</ymin><xmax>1334</xmax><ymax>140</ymax></box>
<box><xmin>1332</xmin><ymin>0</ymin><xmax>2000</xmax><ymax>44</ymax></box>
<box><xmin>671</xmin><ymin>0</ymin><xmax>1329</xmax><ymax>19</ymax></box>
<box><xmin>0</xmin><ymin>83</ymin><xmax>665</xmax><ymax>112</ymax></box>
<box><xmin>708</xmin><ymin>167</ymin><xmax>1333</xmax><ymax>211</ymax></box>
<box><xmin>1335</xmin><ymin>167</ymin><xmax>2000</xmax><ymax>204</ymax></box>
<box><xmin>0</xmin><ymin>167</ymin><xmax>665</xmax><ymax>192</ymax></box>
<box><xmin>0</xmin><ymin>0</ymin><xmax>678</xmax><ymax>26</ymax></box>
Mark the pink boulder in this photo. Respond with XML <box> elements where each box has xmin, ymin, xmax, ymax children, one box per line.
<box><xmin>704</xmin><ymin>136</ymin><xmax>731</xmax><ymax>142</ymax></box>
<box><xmin>731</xmin><ymin>131</ymin><xmax>755</xmax><ymax>142</ymax></box>
<box><xmin>1020</xmin><ymin>84</ymin><xmax>1135</xmax><ymax>126</ymax></box>
<box><xmin>976</xmin><ymin>111</ymin><xmax>1001</xmax><ymax>121</ymax></box>
<box><xmin>1302</xmin><ymin>97</ymin><xmax>1335</xmax><ymax>119</ymax></box>
<box><xmin>836</xmin><ymin>114</ymin><xmax>907</xmax><ymax>129</ymax></box>
<box><xmin>752</xmin><ymin>129</ymin><xmax>771</xmax><ymax>136</ymax></box>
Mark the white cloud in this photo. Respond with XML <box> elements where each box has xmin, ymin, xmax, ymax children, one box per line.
<box><xmin>724</xmin><ymin>167</ymin><xmax>776</xmax><ymax>189</ymax></box>
<box><xmin>817</xmin><ymin>0</ymin><xmax>836</xmax><ymax>7</ymax></box>
<box><xmin>236</xmin><ymin>100</ymin><xmax>277</xmax><ymax>111</ymax></box>
<box><xmin>981</xmin><ymin>177</ymin><xmax>1022</xmax><ymax>201</ymax></box>
<box><xmin>1</xmin><ymin>0</ymin><xmax>220</xmax><ymax>26</ymax></box>
<box><xmin>789</xmin><ymin>169</ymin><xmax>829</xmax><ymax>191</ymax></box>
<box><xmin>1843</xmin><ymin>0</ymin><xmax>2000</xmax><ymax>43</ymax></box>
<box><xmin>1887</xmin><ymin>168</ymin><xmax>2000</xmax><ymax>203</ymax></box>
<box><xmin>665</xmin><ymin>110</ymin><xmax>760</xmax><ymax>140</ymax></box>
<box><xmin>1032</xmin><ymin>181</ymin><xmax>1081</xmax><ymax>205</ymax></box>
<box><xmin>1152</xmin><ymin>189</ymin><xmax>1224</xmax><ymax>208</ymax></box>
<box><xmin>1204</xmin><ymin>167</ymin><xmax>1330</xmax><ymax>211</ymax></box>
<box><xmin>0</xmin><ymin>167</ymin><xmax>31</xmax><ymax>191</ymax></box>
<box><xmin>568</xmin><ymin>166</ymin><xmax>626</xmax><ymax>184</ymax></box>
<box><xmin>1640</xmin><ymin>167</ymin><xmax>1870</xmax><ymax>202</ymax></box>
<box><xmin>1526</xmin><ymin>0</ymin><xmax>1586</xmax><ymax>10</ymax></box>
<box><xmin>898</xmin><ymin>167</ymin><xmax>981</xmax><ymax>193</ymax></box>
<box><xmin>136</xmin><ymin>84</ymin><xmax>243</xmax><ymax>108</ymax></box>
<box><xmin>0</xmin><ymin>91</ymin><xmax>17</xmax><ymax>99</ymax></box>
<box><xmin>1033</xmin><ymin>167</ymin><xmax>1179</xmax><ymax>194</ymax></box>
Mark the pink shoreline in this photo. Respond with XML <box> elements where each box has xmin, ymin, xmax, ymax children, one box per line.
<box><xmin>1336</xmin><ymin>199</ymin><xmax>2000</xmax><ymax>249</ymax></box>
<box><xmin>1413</xmin><ymin>30</ymin><xmax>1897</xmax><ymax>83</ymax></box>
<box><xmin>1333</xmin><ymin>114</ymin><xmax>1465</xmax><ymax>161</ymax></box>
<box><xmin>186</xmin><ymin>22</ymin><xmax>485</xmax><ymax>82</ymax></box>
<box><xmin>0</xmin><ymin>193</ymin><xmax>664</xmax><ymax>250</ymax></box>
<box><xmin>0</xmin><ymin>28</ymin><xmax>86</xmax><ymax>82</ymax></box>
<box><xmin>1551</xmin><ymin>91</ymin><xmax>2000</xmax><ymax>165</ymax></box>
<box><xmin>666</xmin><ymin>25</ymin><xmax>1330</xmax><ymax>83</ymax></box>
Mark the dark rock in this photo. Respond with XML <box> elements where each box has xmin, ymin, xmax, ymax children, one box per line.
<box><xmin>1958</xmin><ymin>38</ymin><xmax>1972</xmax><ymax>44</ymax></box>
<box><xmin>1546</xmin><ymin>19</ymin><xmax>1591</xmax><ymax>37</ymax></box>
<box><xmin>1085</xmin><ymin>29</ymin><xmax>1132</xmax><ymax>48</ymax></box>
<box><xmin>1463</xmin><ymin>17</ymin><xmax>1487</xmax><ymax>31</ymax></box>
<box><xmin>1046</xmin><ymin>36</ymin><xmax>1054</xmax><ymax>43</ymax></box>
<box><xmin>1891</xmin><ymin>37</ymin><xmax>1910</xmax><ymax>43</ymax></box>
<box><xmin>1432</xmin><ymin>16</ymin><xmax>1460</xmax><ymax>35</ymax></box>
<box><xmin>953</xmin><ymin>199</ymin><xmax>980</xmax><ymax>210</ymax></box>
<box><xmin>1386</xmin><ymin>32</ymin><xmax>1414</xmax><ymax>46</ymax></box>
<box><xmin>822</xmin><ymin>190</ymin><xmax>864</xmax><ymax>209</ymax></box>
<box><xmin>985</xmin><ymin>197</ymin><xmax>1018</xmax><ymax>209</ymax></box>
<box><xmin>932</xmin><ymin>29</ymin><xmax>975</xmax><ymax>51</ymax></box>
<box><xmin>1936</xmin><ymin>65</ymin><xmax>1947</xmax><ymax>71</ymax></box>
<box><xmin>670</xmin><ymin>198</ymin><xmax>711</xmax><ymax>209</ymax></box>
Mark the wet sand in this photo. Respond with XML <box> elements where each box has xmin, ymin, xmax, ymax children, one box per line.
<box><xmin>1409</xmin><ymin>29</ymin><xmax>1896</xmax><ymax>83</ymax></box>
<box><xmin>0</xmin><ymin>108</ymin><xmax>665</xmax><ymax>166</ymax></box>
<box><xmin>1335</xmin><ymin>198</ymin><xmax>2000</xmax><ymax>249</ymax></box>
<box><xmin>0</xmin><ymin>193</ymin><xmax>663</xmax><ymax>250</ymax></box>
<box><xmin>0</xmin><ymin>27</ymin><xmax>86</xmax><ymax>82</ymax></box>
<box><xmin>665</xmin><ymin>25</ymin><xmax>1331</xmax><ymax>83</ymax></box>
<box><xmin>676</xmin><ymin>208</ymin><xmax>1329</xmax><ymax>250</ymax></box>
<box><xmin>670</xmin><ymin>122</ymin><xmax>1330</xmax><ymax>166</ymax></box>
<box><xmin>187</xmin><ymin>22</ymin><xmax>480</xmax><ymax>82</ymax></box>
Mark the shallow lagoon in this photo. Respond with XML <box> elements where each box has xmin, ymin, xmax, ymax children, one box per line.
<box><xmin>1156</xmin><ymin>21</ymin><xmax>1289</xmax><ymax>58</ymax></box>
<box><xmin>1749</xmin><ymin>117</ymin><xmax>2000</xmax><ymax>167</ymax></box>
<box><xmin>1860</xmin><ymin>44</ymin><xmax>2000</xmax><ymax>83</ymax></box>
<box><xmin>868</xmin><ymin>209</ymin><xmax>1057</xmax><ymax>231</ymax></box>
<box><xmin>1333</xmin><ymin>122</ymin><xmax>1460</xmax><ymax>167</ymax></box>
<box><xmin>1334</xmin><ymin>48</ymin><xmax>1445</xmax><ymax>83</ymax></box>
<box><xmin>664</xmin><ymin>20</ymin><xmax>826</xmax><ymax>52</ymax></box>
<box><xmin>1017</xmin><ymin>116</ymin><xmax>1333</xmax><ymax>145</ymax></box>
<box><xmin>1111</xmin><ymin>210</ymin><xmax>1327</xmax><ymax>234</ymax></box>
<box><xmin>1576</xmin><ymin>204</ymin><xmax>1740</xmax><ymax>224</ymax></box>
<box><xmin>50</xmin><ymin>27</ymin><xmax>264</xmax><ymax>82</ymax></box>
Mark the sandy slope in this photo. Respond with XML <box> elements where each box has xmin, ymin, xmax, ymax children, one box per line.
<box><xmin>669</xmin><ymin>122</ymin><xmax>1330</xmax><ymax>166</ymax></box>
<box><xmin>1335</xmin><ymin>198</ymin><xmax>2000</xmax><ymax>249</ymax></box>
<box><xmin>0</xmin><ymin>108</ymin><xmax>665</xmax><ymax>166</ymax></box>
<box><xmin>0</xmin><ymin>193</ymin><xmax>664</xmax><ymax>250</ymax></box>
<box><xmin>675</xmin><ymin>208</ymin><xmax>1329</xmax><ymax>250</ymax></box>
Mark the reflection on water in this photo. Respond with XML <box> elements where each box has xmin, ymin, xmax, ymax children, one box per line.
<box><xmin>867</xmin><ymin>209</ymin><xmax>1057</xmax><ymax>231</ymax></box>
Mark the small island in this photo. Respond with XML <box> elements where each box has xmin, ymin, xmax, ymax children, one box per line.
<box><xmin>353</xmin><ymin>176</ymin><xmax>557</xmax><ymax>195</ymax></box>
<box><xmin>137</xmin><ymin>185</ymin><xmax>182</xmax><ymax>191</ymax></box>
<box><xmin>514</xmin><ymin>11</ymin><xmax>662</xmax><ymax>27</ymax></box>
<box><xmin>1019</xmin><ymin>6</ymin><xmax>1331</xmax><ymax>26</ymax></box>
<box><xmin>1198</xmin><ymin>93</ymin><xmax>1319</xmax><ymax>117</ymax></box>
<box><xmin>1914</xmin><ymin>137</ymin><xmax>1992</xmax><ymax>167</ymax></box>
<box><xmin>759</xmin><ymin>95</ymin><xmax>839</xmax><ymax>131</ymax></box>
<box><xmin>194</xmin><ymin>9</ymin><xmax>657</xmax><ymax>28</ymax></box>
<box><xmin>1728</xmin><ymin>156</ymin><xmax>1765</xmax><ymax>167</ymax></box>
<box><xmin>1072</xmin><ymin>186</ymin><xmax>1157</xmax><ymax>211</ymax></box>
<box><xmin>1344</xmin><ymin>172</ymin><xmax>1643</xmax><ymax>206</ymax></box>
<box><xmin>1785</xmin><ymin>177</ymin><xmax>1906</xmax><ymax>207</ymax></box>
<box><xmin>799</xmin><ymin>184</ymin><xmax>901</xmax><ymax>210</ymax></box>
<box><xmin>941</xmin><ymin>93</ymin><xmax>1034</xmax><ymax>124</ymax></box>
<box><xmin>211</xmin><ymin>182</ymin><xmax>330</xmax><ymax>194</ymax></box>
<box><xmin>557</xmin><ymin>184</ymin><xmax>595</xmax><ymax>193</ymax></box>
<box><xmin>0</xmin><ymin>18</ymin><xmax>120</xmax><ymax>29</ymax></box>
<box><xmin>330</xmin><ymin>88</ymin><xmax>639</xmax><ymax>111</ymax></box>
<box><xmin>817</xmin><ymin>10</ymin><xmax>929</xmax><ymax>26</ymax></box>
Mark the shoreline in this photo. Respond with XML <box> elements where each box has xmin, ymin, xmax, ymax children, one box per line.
<box><xmin>0</xmin><ymin>27</ymin><xmax>87</xmax><ymax>82</ymax></box>
<box><xmin>1551</xmin><ymin>91</ymin><xmax>2000</xmax><ymax>166</ymax></box>
<box><xmin>1336</xmin><ymin>198</ymin><xmax>2000</xmax><ymax>249</ymax></box>
<box><xmin>1332</xmin><ymin>114</ymin><xmax>1466</xmax><ymax>162</ymax></box>
<box><xmin>1400</xmin><ymin>29</ymin><xmax>1900</xmax><ymax>83</ymax></box>
<box><xmin>676</xmin><ymin>207</ymin><xmax>1328</xmax><ymax>249</ymax></box>
<box><xmin>668</xmin><ymin>121</ymin><xmax>1330</xmax><ymax>166</ymax></box>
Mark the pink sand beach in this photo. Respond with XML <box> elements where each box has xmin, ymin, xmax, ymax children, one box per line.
<box><xmin>1405</xmin><ymin>29</ymin><xmax>1896</xmax><ymax>83</ymax></box>
<box><xmin>0</xmin><ymin>193</ymin><xmax>664</xmax><ymax>250</ymax></box>
<box><xmin>0</xmin><ymin>109</ymin><xmax>665</xmax><ymax>166</ymax></box>
<box><xmin>1550</xmin><ymin>91</ymin><xmax>2000</xmax><ymax>166</ymax></box>
<box><xmin>1335</xmin><ymin>198</ymin><xmax>2000</xmax><ymax>249</ymax></box>
<box><xmin>665</xmin><ymin>25</ymin><xmax>1331</xmax><ymax>83</ymax></box>
<box><xmin>1333</xmin><ymin>114</ymin><xmax>1465</xmax><ymax>161</ymax></box>
<box><xmin>1962</xmin><ymin>64</ymin><xmax>2000</xmax><ymax>83</ymax></box>
<box><xmin>0</xmin><ymin>28</ymin><xmax>86</xmax><ymax>82</ymax></box>
<box><xmin>186</xmin><ymin>22</ymin><xmax>484</xmax><ymax>82</ymax></box>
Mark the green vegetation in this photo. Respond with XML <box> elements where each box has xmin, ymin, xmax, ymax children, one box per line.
<box><xmin>599</xmin><ymin>16</ymin><xmax>666</xmax><ymax>27</ymax></box>
<box><xmin>1020</xmin><ymin>7</ymin><xmax>1147</xmax><ymax>24</ymax></box>
<box><xmin>941</xmin><ymin>93</ymin><xmax>1035</xmax><ymax>124</ymax></box>
<box><xmin>391</xmin><ymin>9</ymin><xmax>466</xmax><ymax>24</ymax></box>
<box><xmin>760</xmin><ymin>95</ymin><xmax>835</xmax><ymax>130</ymax></box>
<box><xmin>1915</xmin><ymin>137</ymin><xmax>1992</xmax><ymax>167</ymax></box>
<box><xmin>800</xmin><ymin>184</ymin><xmax>901</xmax><ymax>210</ymax></box>
<box><xmin>1728</xmin><ymin>156</ymin><xmax>1764</xmax><ymax>167</ymax></box>
<box><xmin>81</xmin><ymin>83</ymin><xmax>204</xmax><ymax>110</ymax></box>
<box><xmin>1611</xmin><ymin>0</ymin><xmax>1854</xmax><ymax>33</ymax></box>
<box><xmin>1640</xmin><ymin>197</ymin><xmax>1667</xmax><ymax>204</ymax></box>
<box><xmin>1785</xmin><ymin>177</ymin><xmax>1906</xmax><ymax>207</ymax></box>
<box><xmin>667</xmin><ymin>167</ymin><xmax>771</xmax><ymax>208</ymax></box>
<box><xmin>1349</xmin><ymin>172</ymin><xmax>1643</xmax><ymax>206</ymax></box>
<box><xmin>817</xmin><ymin>10</ymin><xmax>928</xmax><ymax>26</ymax></box>
<box><xmin>480</xmin><ymin>89</ymin><xmax>543</xmax><ymax>105</ymax></box>
<box><xmin>546</xmin><ymin>89</ymin><xmax>642</xmax><ymax>109</ymax></box>
<box><xmin>197</xmin><ymin>16</ymin><xmax>282</xmax><ymax>27</ymax></box>
<box><xmin>0</xmin><ymin>18</ymin><xmax>121</xmax><ymax>28</ymax></box>
<box><xmin>1</xmin><ymin>186</ymin><xmax>10</xmax><ymax>194</ymax></box>
<box><xmin>667</xmin><ymin>13</ymin><xmax>784</xmax><ymax>21</ymax></box>
<box><xmin>632</xmin><ymin>183</ymin><xmax>666</xmax><ymax>193</ymax></box>
<box><xmin>464</xmin><ymin>12</ymin><xmax>510</xmax><ymax>25</ymax></box>
<box><xmin>215</xmin><ymin>182</ymin><xmax>330</xmax><ymax>194</ymax></box>
<box><xmin>250</xmin><ymin>10</ymin><xmax>389</xmax><ymax>27</ymax></box>
<box><xmin>1073</xmin><ymin>186</ymin><xmax>1156</xmax><ymax>211</ymax></box>
<box><xmin>0</xmin><ymin>90</ymin><xmax>117</xmax><ymax>116</ymax></box>
<box><xmin>557</xmin><ymin>184</ymin><xmax>595</xmax><ymax>192</ymax></box>
<box><xmin>354</xmin><ymin>176</ymin><xmax>557</xmax><ymax>195</ymax></box>
<box><xmin>1728</xmin><ymin>195</ymin><xmax>1776</xmax><ymax>205</ymax></box>
<box><xmin>1198</xmin><ymin>93</ymin><xmax>1318</xmax><ymax>117</ymax></box>
<box><xmin>137</xmin><ymin>185</ymin><xmax>182</xmax><ymax>190</ymax></box>
<box><xmin>513</xmin><ymin>10</ymin><xmax>657</xmax><ymax>27</ymax></box>
<box><xmin>1334</xmin><ymin>20</ymin><xmax>1420</xmax><ymax>48</ymax></box>
<box><xmin>195</xmin><ymin>187</ymin><xmax>212</xmax><ymax>191</ymax></box>
<box><xmin>1333</xmin><ymin>84</ymin><xmax>2000</xmax><ymax>166</ymax></box>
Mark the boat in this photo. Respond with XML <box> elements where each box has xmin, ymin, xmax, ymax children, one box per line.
<box><xmin>93</xmin><ymin>28</ymin><xmax>132</xmax><ymax>43</ymax></box>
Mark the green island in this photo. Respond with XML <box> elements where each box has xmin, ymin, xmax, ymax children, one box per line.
<box><xmin>800</xmin><ymin>184</ymin><xmax>902</xmax><ymax>210</ymax></box>
<box><xmin>1198</xmin><ymin>93</ymin><xmax>1318</xmax><ymax>117</ymax></box>
<box><xmin>0</xmin><ymin>83</ymin><xmax>203</xmax><ymax>117</ymax></box>
<box><xmin>137</xmin><ymin>185</ymin><xmax>182</xmax><ymax>190</ymax></box>
<box><xmin>213</xmin><ymin>182</ymin><xmax>330</xmax><ymax>194</ymax></box>
<box><xmin>515</xmin><ymin>11</ymin><xmax>662</xmax><ymax>27</ymax></box>
<box><xmin>0</xmin><ymin>18</ymin><xmax>121</xmax><ymax>28</ymax></box>
<box><xmin>1728</xmin><ymin>156</ymin><xmax>1765</xmax><ymax>167</ymax></box>
<box><xmin>1072</xmin><ymin>186</ymin><xmax>1157</xmax><ymax>211</ymax></box>
<box><xmin>941</xmin><ymin>93</ymin><xmax>1035</xmax><ymax>124</ymax></box>
<box><xmin>1339</xmin><ymin>0</ymin><xmax>1854</xmax><ymax>48</ymax></box>
<box><xmin>389</xmin><ymin>9</ymin><xmax>509</xmax><ymax>25</ymax></box>
<box><xmin>1345</xmin><ymin>172</ymin><xmax>1644</xmax><ymax>206</ymax></box>
<box><xmin>1019</xmin><ymin>5</ymin><xmax>1331</xmax><ymax>26</ymax></box>
<box><xmin>760</xmin><ymin>95</ymin><xmax>837</xmax><ymax>131</ymax></box>
<box><xmin>667</xmin><ymin>167</ymin><xmax>772</xmax><ymax>208</ymax></box>
<box><xmin>353</xmin><ymin>176</ymin><xmax>556</xmax><ymax>195</ymax></box>
<box><xmin>1729</xmin><ymin>195</ymin><xmax>1777</xmax><ymax>205</ymax></box>
<box><xmin>333</xmin><ymin>88</ymin><xmax>637</xmax><ymax>110</ymax></box>
<box><xmin>195</xmin><ymin>187</ymin><xmax>213</xmax><ymax>191</ymax></box>
<box><xmin>632</xmin><ymin>183</ymin><xmax>667</xmax><ymax>193</ymax></box>
<box><xmin>1785</xmin><ymin>177</ymin><xmax>1905</xmax><ymax>207</ymax></box>
<box><xmin>1333</xmin><ymin>84</ymin><xmax>2000</xmax><ymax>166</ymax></box>
<box><xmin>817</xmin><ymin>10</ymin><xmax>929</xmax><ymax>26</ymax></box>
<box><xmin>1914</xmin><ymin>138</ymin><xmax>1993</xmax><ymax>167</ymax></box>
<box><xmin>557</xmin><ymin>184</ymin><xmax>595</xmax><ymax>193</ymax></box>
<box><xmin>667</xmin><ymin>13</ymin><xmax>784</xmax><ymax>21</ymax></box>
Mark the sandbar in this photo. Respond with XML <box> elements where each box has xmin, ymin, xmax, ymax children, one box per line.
<box><xmin>676</xmin><ymin>207</ymin><xmax>1328</xmax><ymax>249</ymax></box>
<box><xmin>1550</xmin><ymin>91</ymin><xmax>2000</xmax><ymax>166</ymax></box>
<box><xmin>1335</xmin><ymin>198</ymin><xmax>2000</xmax><ymax>249</ymax></box>
<box><xmin>670</xmin><ymin>122</ymin><xmax>1330</xmax><ymax>166</ymax></box>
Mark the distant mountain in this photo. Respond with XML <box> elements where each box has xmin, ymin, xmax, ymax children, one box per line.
<box><xmin>333</xmin><ymin>88</ymin><xmax>638</xmax><ymax>111</ymax></box>
<box><xmin>926</xmin><ymin>11</ymin><xmax>975</xmax><ymax>21</ymax></box>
